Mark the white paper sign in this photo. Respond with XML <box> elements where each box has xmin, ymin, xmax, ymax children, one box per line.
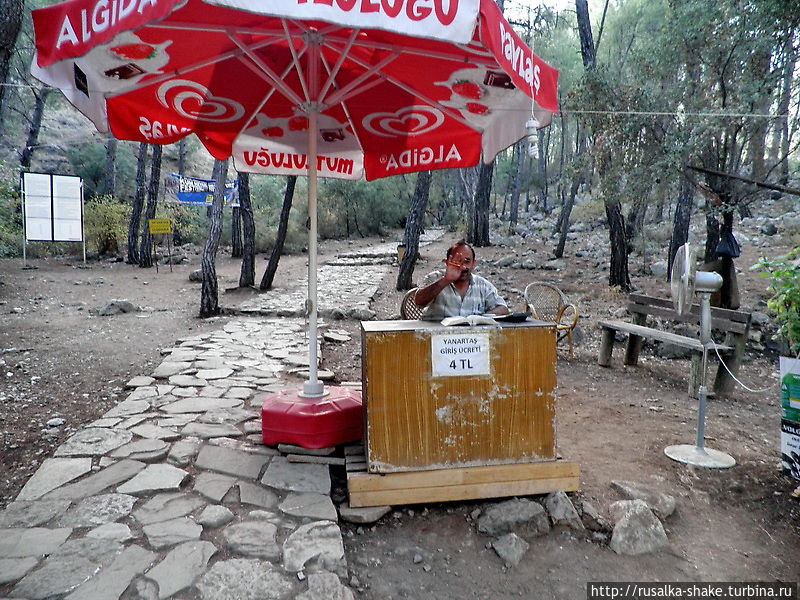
<box><xmin>52</xmin><ymin>175</ymin><xmax>83</xmax><ymax>242</ymax></box>
<box><xmin>431</xmin><ymin>332</ymin><xmax>490</xmax><ymax>377</ymax></box>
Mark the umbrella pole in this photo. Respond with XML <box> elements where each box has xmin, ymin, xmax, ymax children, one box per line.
<box><xmin>302</xmin><ymin>110</ymin><xmax>325</xmax><ymax>398</ymax></box>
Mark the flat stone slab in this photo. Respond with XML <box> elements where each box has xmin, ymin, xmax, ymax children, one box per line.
<box><xmin>110</xmin><ymin>438</ymin><xmax>169</xmax><ymax>462</ymax></box>
<box><xmin>11</xmin><ymin>538</ymin><xmax>120</xmax><ymax>599</ymax></box>
<box><xmin>193</xmin><ymin>472</ymin><xmax>238</xmax><ymax>503</ymax></box>
<box><xmin>145</xmin><ymin>540</ymin><xmax>217</xmax><ymax>599</ymax></box>
<box><xmin>168</xmin><ymin>374</ymin><xmax>208</xmax><ymax>387</ymax></box>
<box><xmin>196</xmin><ymin>558</ymin><xmax>292</xmax><ymax>600</ymax></box>
<box><xmin>198</xmin><ymin>407</ymin><xmax>254</xmax><ymax>425</ymax></box>
<box><xmin>16</xmin><ymin>457</ymin><xmax>93</xmax><ymax>501</ymax></box>
<box><xmin>0</xmin><ymin>557</ymin><xmax>38</xmax><ymax>585</ymax></box>
<box><xmin>57</xmin><ymin>493</ymin><xmax>138</xmax><ymax>528</ymax></box>
<box><xmin>282</xmin><ymin>520</ymin><xmax>346</xmax><ymax>575</ymax></box>
<box><xmin>44</xmin><ymin>459</ymin><xmax>145</xmax><ymax>500</ymax></box>
<box><xmin>161</xmin><ymin>397</ymin><xmax>244</xmax><ymax>414</ymax></box>
<box><xmin>117</xmin><ymin>463</ymin><xmax>188</xmax><ymax>496</ymax></box>
<box><xmin>128</xmin><ymin>423</ymin><xmax>182</xmax><ymax>441</ymax></box>
<box><xmin>126</xmin><ymin>376</ymin><xmax>155</xmax><ymax>388</ymax></box>
<box><xmin>337</xmin><ymin>502</ymin><xmax>390</xmax><ymax>524</ymax></box>
<box><xmin>54</xmin><ymin>428</ymin><xmax>133</xmax><ymax>457</ymax></box>
<box><xmin>0</xmin><ymin>527</ymin><xmax>71</xmax><ymax>558</ymax></box>
<box><xmin>133</xmin><ymin>493</ymin><xmax>206</xmax><ymax>525</ymax></box>
<box><xmin>87</xmin><ymin>522</ymin><xmax>134</xmax><ymax>542</ymax></box>
<box><xmin>152</xmin><ymin>361</ymin><xmax>192</xmax><ymax>379</ymax></box>
<box><xmin>168</xmin><ymin>439</ymin><xmax>202</xmax><ymax>466</ymax></box>
<box><xmin>64</xmin><ymin>544</ymin><xmax>155</xmax><ymax>600</ymax></box>
<box><xmin>278</xmin><ymin>444</ymin><xmax>335</xmax><ymax>456</ymax></box>
<box><xmin>103</xmin><ymin>399</ymin><xmax>151</xmax><ymax>418</ymax></box>
<box><xmin>198</xmin><ymin>505</ymin><xmax>235</xmax><ymax>529</ymax></box>
<box><xmin>222</xmin><ymin>521</ymin><xmax>280</xmax><ymax>558</ymax></box>
<box><xmin>143</xmin><ymin>516</ymin><xmax>203</xmax><ymax>549</ymax></box>
<box><xmin>279</xmin><ymin>493</ymin><xmax>337</xmax><ymax>521</ymax></box>
<box><xmin>195</xmin><ymin>445</ymin><xmax>270</xmax><ymax>479</ymax></box>
<box><xmin>196</xmin><ymin>367</ymin><xmax>234</xmax><ymax>380</ymax></box>
<box><xmin>261</xmin><ymin>457</ymin><xmax>331</xmax><ymax>494</ymax></box>
<box><xmin>238</xmin><ymin>482</ymin><xmax>279</xmax><ymax>509</ymax></box>
<box><xmin>182</xmin><ymin>422</ymin><xmax>243</xmax><ymax>439</ymax></box>
<box><xmin>0</xmin><ymin>500</ymin><xmax>71</xmax><ymax>528</ymax></box>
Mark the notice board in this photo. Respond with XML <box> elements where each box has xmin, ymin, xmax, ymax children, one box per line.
<box><xmin>21</xmin><ymin>173</ymin><xmax>83</xmax><ymax>242</ymax></box>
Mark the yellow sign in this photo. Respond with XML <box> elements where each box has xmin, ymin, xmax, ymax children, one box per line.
<box><xmin>148</xmin><ymin>219</ymin><xmax>173</xmax><ymax>235</ymax></box>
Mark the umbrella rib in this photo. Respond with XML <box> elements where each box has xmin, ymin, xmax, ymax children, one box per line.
<box><xmin>343</xmin><ymin>53</ymin><xmax>480</xmax><ymax>131</ymax></box>
<box><xmin>317</xmin><ymin>53</ymin><xmax>367</xmax><ymax>154</ymax></box>
<box><xmin>232</xmin><ymin>58</ymin><xmax>301</xmax><ymax>143</ymax></box>
<box><xmin>321</xmin><ymin>50</ymin><xmax>400</xmax><ymax>108</ymax></box>
<box><xmin>346</xmin><ymin>38</ymin><xmax>497</xmax><ymax>66</ymax></box>
<box><xmin>229</xmin><ymin>33</ymin><xmax>305</xmax><ymax>107</ymax></box>
<box><xmin>282</xmin><ymin>19</ymin><xmax>310</xmax><ymax>104</ymax></box>
<box><xmin>317</xmin><ymin>29</ymin><xmax>358</xmax><ymax>102</ymax></box>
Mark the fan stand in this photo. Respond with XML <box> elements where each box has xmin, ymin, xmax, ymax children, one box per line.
<box><xmin>664</xmin><ymin>287</ymin><xmax>736</xmax><ymax>469</ymax></box>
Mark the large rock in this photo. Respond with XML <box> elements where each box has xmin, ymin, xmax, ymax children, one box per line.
<box><xmin>608</xmin><ymin>500</ymin><xmax>669</xmax><ymax>555</ymax></box>
<box><xmin>337</xmin><ymin>502</ymin><xmax>390</xmax><ymax>524</ymax></box>
<box><xmin>98</xmin><ymin>300</ymin><xmax>138</xmax><ymax>316</ymax></box>
<box><xmin>491</xmin><ymin>533</ymin><xmax>529</xmax><ymax>567</ymax></box>
<box><xmin>476</xmin><ymin>498</ymin><xmax>550</xmax><ymax>537</ymax></box>
<box><xmin>196</xmin><ymin>558</ymin><xmax>292</xmax><ymax>600</ymax></box>
<box><xmin>222</xmin><ymin>521</ymin><xmax>281</xmax><ymax>559</ymax></box>
<box><xmin>610</xmin><ymin>480</ymin><xmax>676</xmax><ymax>519</ymax></box>
<box><xmin>282</xmin><ymin>520</ymin><xmax>346</xmax><ymax>575</ymax></box>
<box><xmin>297</xmin><ymin>571</ymin><xmax>355</xmax><ymax>600</ymax></box>
<box><xmin>543</xmin><ymin>491</ymin><xmax>584</xmax><ymax>530</ymax></box>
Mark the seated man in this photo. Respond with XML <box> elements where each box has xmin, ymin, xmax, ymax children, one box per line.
<box><xmin>414</xmin><ymin>240</ymin><xmax>510</xmax><ymax>321</ymax></box>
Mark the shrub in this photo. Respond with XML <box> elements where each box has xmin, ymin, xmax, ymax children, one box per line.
<box><xmin>757</xmin><ymin>248</ymin><xmax>800</xmax><ymax>355</ymax></box>
<box><xmin>84</xmin><ymin>195</ymin><xmax>130</xmax><ymax>256</ymax></box>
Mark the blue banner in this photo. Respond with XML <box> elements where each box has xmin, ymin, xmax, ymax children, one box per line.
<box><xmin>165</xmin><ymin>174</ymin><xmax>239</xmax><ymax>207</ymax></box>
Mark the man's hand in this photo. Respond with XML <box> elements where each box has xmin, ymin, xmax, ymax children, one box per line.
<box><xmin>443</xmin><ymin>262</ymin><xmax>466</xmax><ymax>283</ymax></box>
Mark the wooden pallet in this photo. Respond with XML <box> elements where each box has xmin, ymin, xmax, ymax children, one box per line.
<box><xmin>347</xmin><ymin>460</ymin><xmax>580</xmax><ymax>508</ymax></box>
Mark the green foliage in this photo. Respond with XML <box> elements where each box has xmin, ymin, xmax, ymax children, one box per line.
<box><xmin>757</xmin><ymin>249</ymin><xmax>800</xmax><ymax>354</ymax></box>
<box><xmin>83</xmin><ymin>195</ymin><xmax>130</xmax><ymax>255</ymax></box>
<box><xmin>65</xmin><ymin>142</ymin><xmax>137</xmax><ymax>200</ymax></box>
<box><xmin>0</xmin><ymin>175</ymin><xmax>23</xmax><ymax>257</ymax></box>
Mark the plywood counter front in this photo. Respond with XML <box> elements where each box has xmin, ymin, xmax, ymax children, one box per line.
<box><xmin>361</xmin><ymin>320</ymin><xmax>558</xmax><ymax>474</ymax></box>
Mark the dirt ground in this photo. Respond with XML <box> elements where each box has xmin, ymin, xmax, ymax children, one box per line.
<box><xmin>1</xmin><ymin>229</ymin><xmax>798</xmax><ymax>597</ymax></box>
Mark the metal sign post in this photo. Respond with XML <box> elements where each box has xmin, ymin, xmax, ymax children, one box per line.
<box><xmin>148</xmin><ymin>219</ymin><xmax>174</xmax><ymax>273</ymax></box>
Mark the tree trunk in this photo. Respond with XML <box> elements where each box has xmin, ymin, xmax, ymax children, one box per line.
<box><xmin>19</xmin><ymin>87</ymin><xmax>51</xmax><ymax>170</ymax></box>
<box><xmin>703</xmin><ymin>208</ymin><xmax>720</xmax><ymax>265</ymax></box>
<box><xmin>0</xmin><ymin>0</ymin><xmax>23</xmax><ymax>134</ymax></box>
<box><xmin>139</xmin><ymin>144</ymin><xmax>162</xmax><ymax>268</ymax></box>
<box><xmin>200</xmin><ymin>160</ymin><xmax>228</xmax><ymax>317</ymax></box>
<box><xmin>127</xmin><ymin>143</ymin><xmax>148</xmax><ymax>264</ymax></box>
<box><xmin>554</xmin><ymin>175</ymin><xmax>580</xmax><ymax>258</ymax></box>
<box><xmin>667</xmin><ymin>179</ymin><xmax>694</xmax><ymax>280</ymax></box>
<box><xmin>718</xmin><ymin>210</ymin><xmax>735</xmax><ymax>309</ymax></box>
<box><xmin>775</xmin><ymin>45</ymin><xmax>795</xmax><ymax>185</ymax></box>
<box><xmin>469</xmin><ymin>161</ymin><xmax>493</xmax><ymax>247</ymax></box>
<box><xmin>178</xmin><ymin>139</ymin><xmax>188</xmax><ymax>176</ymax></box>
<box><xmin>238</xmin><ymin>172</ymin><xmax>256</xmax><ymax>287</ymax></box>
<box><xmin>231</xmin><ymin>206</ymin><xmax>242</xmax><ymax>257</ymax></box>
<box><xmin>397</xmin><ymin>171</ymin><xmax>432</xmax><ymax>290</ymax></box>
<box><xmin>605</xmin><ymin>199</ymin><xmax>631</xmax><ymax>290</ymax></box>
<box><xmin>260</xmin><ymin>175</ymin><xmax>296</xmax><ymax>290</ymax></box>
<box><xmin>575</xmin><ymin>0</ymin><xmax>597</xmax><ymax>70</ymax></box>
<box><xmin>508</xmin><ymin>142</ymin><xmax>525</xmax><ymax>234</ymax></box>
<box><xmin>537</xmin><ymin>128</ymin><xmax>548</xmax><ymax>212</ymax></box>
<box><xmin>103</xmin><ymin>135</ymin><xmax>117</xmax><ymax>197</ymax></box>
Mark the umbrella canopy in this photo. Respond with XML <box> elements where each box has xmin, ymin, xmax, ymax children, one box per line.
<box><xmin>31</xmin><ymin>0</ymin><xmax>559</xmax><ymax>396</ymax></box>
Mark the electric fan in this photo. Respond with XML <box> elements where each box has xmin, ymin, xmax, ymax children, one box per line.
<box><xmin>664</xmin><ymin>243</ymin><xmax>736</xmax><ymax>468</ymax></box>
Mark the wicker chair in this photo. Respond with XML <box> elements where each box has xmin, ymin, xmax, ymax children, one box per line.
<box><xmin>400</xmin><ymin>288</ymin><xmax>425</xmax><ymax>320</ymax></box>
<box><xmin>524</xmin><ymin>282</ymin><xmax>579</xmax><ymax>357</ymax></box>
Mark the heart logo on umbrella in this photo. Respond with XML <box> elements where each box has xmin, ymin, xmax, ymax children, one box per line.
<box><xmin>362</xmin><ymin>106</ymin><xmax>444</xmax><ymax>138</ymax></box>
<box><xmin>157</xmin><ymin>80</ymin><xmax>245</xmax><ymax>123</ymax></box>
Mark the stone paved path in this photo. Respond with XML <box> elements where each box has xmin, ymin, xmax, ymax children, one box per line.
<box><xmin>0</xmin><ymin>234</ymin><xmax>445</xmax><ymax>599</ymax></box>
<box><xmin>236</xmin><ymin>229</ymin><xmax>444</xmax><ymax>319</ymax></box>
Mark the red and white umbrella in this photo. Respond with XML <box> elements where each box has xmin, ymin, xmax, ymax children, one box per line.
<box><xmin>32</xmin><ymin>0</ymin><xmax>558</xmax><ymax>397</ymax></box>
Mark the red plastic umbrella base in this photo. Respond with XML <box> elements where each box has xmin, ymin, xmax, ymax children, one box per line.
<box><xmin>260</xmin><ymin>386</ymin><xmax>363</xmax><ymax>450</ymax></box>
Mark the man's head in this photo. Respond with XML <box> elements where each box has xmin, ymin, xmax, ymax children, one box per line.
<box><xmin>444</xmin><ymin>240</ymin><xmax>476</xmax><ymax>281</ymax></box>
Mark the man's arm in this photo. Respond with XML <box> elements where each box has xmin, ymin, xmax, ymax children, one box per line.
<box><xmin>414</xmin><ymin>264</ymin><xmax>462</xmax><ymax>306</ymax></box>
<box><xmin>485</xmin><ymin>304</ymin><xmax>510</xmax><ymax>315</ymax></box>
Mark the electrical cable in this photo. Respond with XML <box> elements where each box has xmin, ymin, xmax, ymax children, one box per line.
<box><xmin>709</xmin><ymin>336</ymin><xmax>800</xmax><ymax>394</ymax></box>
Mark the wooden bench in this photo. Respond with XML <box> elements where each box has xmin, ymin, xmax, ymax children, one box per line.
<box><xmin>597</xmin><ymin>294</ymin><xmax>752</xmax><ymax>398</ymax></box>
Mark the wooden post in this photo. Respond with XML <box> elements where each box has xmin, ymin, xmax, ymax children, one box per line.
<box><xmin>712</xmin><ymin>332</ymin><xmax>746</xmax><ymax>397</ymax></box>
<box><xmin>624</xmin><ymin>313</ymin><xmax>647</xmax><ymax>365</ymax></box>
<box><xmin>598</xmin><ymin>327</ymin><xmax>615</xmax><ymax>367</ymax></box>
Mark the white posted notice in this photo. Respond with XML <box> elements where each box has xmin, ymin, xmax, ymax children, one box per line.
<box><xmin>431</xmin><ymin>333</ymin><xmax>491</xmax><ymax>377</ymax></box>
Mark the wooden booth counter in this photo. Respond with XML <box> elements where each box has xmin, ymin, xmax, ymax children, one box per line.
<box><xmin>349</xmin><ymin>319</ymin><xmax>580</xmax><ymax>507</ymax></box>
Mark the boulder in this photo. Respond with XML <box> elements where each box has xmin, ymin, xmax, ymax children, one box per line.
<box><xmin>610</xmin><ymin>480</ymin><xmax>676</xmax><ymax>519</ymax></box>
<box><xmin>476</xmin><ymin>498</ymin><xmax>550</xmax><ymax>538</ymax></box>
<box><xmin>608</xmin><ymin>500</ymin><xmax>668</xmax><ymax>555</ymax></box>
